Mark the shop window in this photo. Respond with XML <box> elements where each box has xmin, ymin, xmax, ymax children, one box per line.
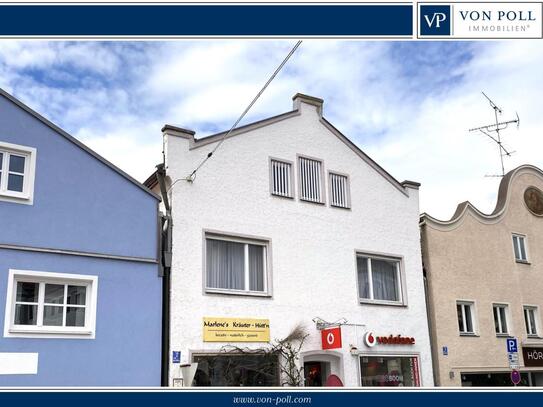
<box><xmin>493</xmin><ymin>304</ymin><xmax>509</xmax><ymax>335</ymax></box>
<box><xmin>192</xmin><ymin>353</ymin><xmax>279</xmax><ymax>386</ymax></box>
<box><xmin>4</xmin><ymin>269</ymin><xmax>98</xmax><ymax>338</ymax></box>
<box><xmin>359</xmin><ymin>355</ymin><xmax>420</xmax><ymax>386</ymax></box>
<box><xmin>512</xmin><ymin>234</ymin><xmax>528</xmax><ymax>262</ymax></box>
<box><xmin>457</xmin><ymin>301</ymin><xmax>476</xmax><ymax>335</ymax></box>
<box><xmin>205</xmin><ymin>233</ymin><xmax>270</xmax><ymax>296</ymax></box>
<box><xmin>357</xmin><ymin>254</ymin><xmax>403</xmax><ymax>304</ymax></box>
<box><xmin>270</xmin><ymin>158</ymin><xmax>293</xmax><ymax>198</ymax></box>
<box><xmin>524</xmin><ymin>306</ymin><xmax>539</xmax><ymax>337</ymax></box>
<box><xmin>0</xmin><ymin>141</ymin><xmax>37</xmax><ymax>204</ymax></box>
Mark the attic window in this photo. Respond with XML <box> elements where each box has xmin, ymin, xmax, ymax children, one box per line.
<box><xmin>329</xmin><ymin>172</ymin><xmax>350</xmax><ymax>209</ymax></box>
<box><xmin>0</xmin><ymin>141</ymin><xmax>36</xmax><ymax>205</ymax></box>
<box><xmin>298</xmin><ymin>156</ymin><xmax>324</xmax><ymax>204</ymax></box>
<box><xmin>270</xmin><ymin>158</ymin><xmax>293</xmax><ymax>198</ymax></box>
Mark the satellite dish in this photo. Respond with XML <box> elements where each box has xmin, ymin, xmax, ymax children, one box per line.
<box><xmin>325</xmin><ymin>374</ymin><xmax>344</xmax><ymax>387</ymax></box>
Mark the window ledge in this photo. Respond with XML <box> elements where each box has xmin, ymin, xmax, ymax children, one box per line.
<box><xmin>205</xmin><ymin>288</ymin><xmax>272</xmax><ymax>298</ymax></box>
<box><xmin>516</xmin><ymin>260</ymin><xmax>531</xmax><ymax>265</ymax></box>
<box><xmin>527</xmin><ymin>335</ymin><xmax>542</xmax><ymax>339</ymax></box>
<box><xmin>496</xmin><ymin>333</ymin><xmax>511</xmax><ymax>338</ymax></box>
<box><xmin>299</xmin><ymin>198</ymin><xmax>325</xmax><ymax>205</ymax></box>
<box><xmin>0</xmin><ymin>192</ymin><xmax>32</xmax><ymax>205</ymax></box>
<box><xmin>459</xmin><ymin>333</ymin><xmax>479</xmax><ymax>337</ymax></box>
<box><xmin>271</xmin><ymin>193</ymin><xmax>294</xmax><ymax>200</ymax></box>
<box><xmin>359</xmin><ymin>299</ymin><xmax>406</xmax><ymax>307</ymax></box>
<box><xmin>7</xmin><ymin>328</ymin><xmax>94</xmax><ymax>339</ymax></box>
<box><xmin>330</xmin><ymin>204</ymin><xmax>351</xmax><ymax>210</ymax></box>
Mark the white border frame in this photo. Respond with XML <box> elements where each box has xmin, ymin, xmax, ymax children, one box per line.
<box><xmin>0</xmin><ymin>141</ymin><xmax>37</xmax><ymax>205</ymax></box>
<box><xmin>3</xmin><ymin>269</ymin><xmax>98</xmax><ymax>339</ymax></box>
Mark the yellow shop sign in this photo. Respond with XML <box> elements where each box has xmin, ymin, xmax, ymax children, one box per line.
<box><xmin>203</xmin><ymin>317</ymin><xmax>270</xmax><ymax>342</ymax></box>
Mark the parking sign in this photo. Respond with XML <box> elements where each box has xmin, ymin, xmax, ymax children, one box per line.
<box><xmin>507</xmin><ymin>338</ymin><xmax>518</xmax><ymax>353</ymax></box>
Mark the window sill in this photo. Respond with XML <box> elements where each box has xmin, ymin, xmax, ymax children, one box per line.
<box><xmin>359</xmin><ymin>299</ymin><xmax>406</xmax><ymax>307</ymax></box>
<box><xmin>527</xmin><ymin>335</ymin><xmax>542</xmax><ymax>340</ymax></box>
<box><xmin>271</xmin><ymin>193</ymin><xmax>294</xmax><ymax>200</ymax></box>
<box><xmin>459</xmin><ymin>332</ymin><xmax>479</xmax><ymax>337</ymax></box>
<box><xmin>205</xmin><ymin>288</ymin><xmax>272</xmax><ymax>298</ymax></box>
<box><xmin>496</xmin><ymin>333</ymin><xmax>511</xmax><ymax>338</ymax></box>
<box><xmin>0</xmin><ymin>192</ymin><xmax>32</xmax><ymax>205</ymax></box>
<box><xmin>7</xmin><ymin>328</ymin><xmax>94</xmax><ymax>339</ymax></box>
<box><xmin>330</xmin><ymin>204</ymin><xmax>351</xmax><ymax>210</ymax></box>
<box><xmin>515</xmin><ymin>260</ymin><xmax>531</xmax><ymax>265</ymax></box>
<box><xmin>299</xmin><ymin>198</ymin><xmax>325</xmax><ymax>205</ymax></box>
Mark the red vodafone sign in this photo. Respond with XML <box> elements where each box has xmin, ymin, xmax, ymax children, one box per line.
<box><xmin>321</xmin><ymin>327</ymin><xmax>342</xmax><ymax>350</ymax></box>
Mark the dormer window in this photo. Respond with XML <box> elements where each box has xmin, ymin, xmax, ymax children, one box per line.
<box><xmin>0</xmin><ymin>141</ymin><xmax>37</xmax><ymax>205</ymax></box>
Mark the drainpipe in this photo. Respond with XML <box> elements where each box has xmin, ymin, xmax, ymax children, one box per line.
<box><xmin>157</xmin><ymin>163</ymin><xmax>172</xmax><ymax>387</ymax></box>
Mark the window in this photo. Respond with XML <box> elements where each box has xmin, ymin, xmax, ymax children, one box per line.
<box><xmin>4</xmin><ymin>270</ymin><xmax>98</xmax><ymax>338</ymax></box>
<box><xmin>298</xmin><ymin>156</ymin><xmax>324</xmax><ymax>203</ymax></box>
<box><xmin>457</xmin><ymin>301</ymin><xmax>476</xmax><ymax>335</ymax></box>
<box><xmin>329</xmin><ymin>172</ymin><xmax>350</xmax><ymax>209</ymax></box>
<box><xmin>193</xmin><ymin>353</ymin><xmax>279</xmax><ymax>386</ymax></box>
<box><xmin>0</xmin><ymin>141</ymin><xmax>36</xmax><ymax>204</ymax></box>
<box><xmin>524</xmin><ymin>306</ymin><xmax>539</xmax><ymax>337</ymax></box>
<box><xmin>493</xmin><ymin>304</ymin><xmax>509</xmax><ymax>335</ymax></box>
<box><xmin>270</xmin><ymin>158</ymin><xmax>293</xmax><ymax>198</ymax></box>
<box><xmin>512</xmin><ymin>234</ymin><xmax>528</xmax><ymax>262</ymax></box>
<box><xmin>359</xmin><ymin>355</ymin><xmax>420</xmax><ymax>387</ymax></box>
<box><xmin>357</xmin><ymin>255</ymin><xmax>403</xmax><ymax>304</ymax></box>
<box><xmin>205</xmin><ymin>233</ymin><xmax>270</xmax><ymax>295</ymax></box>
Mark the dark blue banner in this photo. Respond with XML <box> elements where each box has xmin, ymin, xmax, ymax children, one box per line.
<box><xmin>0</xmin><ymin>4</ymin><xmax>412</xmax><ymax>37</ymax></box>
<box><xmin>0</xmin><ymin>391</ymin><xmax>542</xmax><ymax>406</ymax></box>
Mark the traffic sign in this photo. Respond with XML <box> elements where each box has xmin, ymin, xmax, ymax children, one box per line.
<box><xmin>511</xmin><ymin>369</ymin><xmax>521</xmax><ymax>385</ymax></box>
<box><xmin>507</xmin><ymin>338</ymin><xmax>518</xmax><ymax>353</ymax></box>
<box><xmin>508</xmin><ymin>353</ymin><xmax>520</xmax><ymax>369</ymax></box>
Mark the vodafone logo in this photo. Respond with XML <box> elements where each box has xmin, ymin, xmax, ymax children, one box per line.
<box><xmin>364</xmin><ymin>331</ymin><xmax>376</xmax><ymax>347</ymax></box>
<box><xmin>321</xmin><ymin>326</ymin><xmax>342</xmax><ymax>350</ymax></box>
<box><xmin>326</xmin><ymin>332</ymin><xmax>335</xmax><ymax>345</ymax></box>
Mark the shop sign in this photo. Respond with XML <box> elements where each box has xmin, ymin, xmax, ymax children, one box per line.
<box><xmin>321</xmin><ymin>326</ymin><xmax>342</xmax><ymax>350</ymax></box>
<box><xmin>522</xmin><ymin>347</ymin><xmax>543</xmax><ymax>367</ymax></box>
<box><xmin>364</xmin><ymin>331</ymin><xmax>415</xmax><ymax>347</ymax></box>
<box><xmin>203</xmin><ymin>317</ymin><xmax>270</xmax><ymax>342</ymax></box>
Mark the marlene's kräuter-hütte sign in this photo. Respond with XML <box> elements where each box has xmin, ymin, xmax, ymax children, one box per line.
<box><xmin>203</xmin><ymin>317</ymin><xmax>270</xmax><ymax>342</ymax></box>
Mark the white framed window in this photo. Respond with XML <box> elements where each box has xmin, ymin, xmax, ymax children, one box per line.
<box><xmin>205</xmin><ymin>232</ymin><xmax>270</xmax><ymax>296</ymax></box>
<box><xmin>457</xmin><ymin>301</ymin><xmax>476</xmax><ymax>335</ymax></box>
<box><xmin>329</xmin><ymin>171</ymin><xmax>350</xmax><ymax>209</ymax></box>
<box><xmin>3</xmin><ymin>270</ymin><xmax>98</xmax><ymax>339</ymax></box>
<box><xmin>298</xmin><ymin>155</ymin><xmax>325</xmax><ymax>204</ymax></box>
<box><xmin>356</xmin><ymin>254</ymin><xmax>403</xmax><ymax>305</ymax></box>
<box><xmin>493</xmin><ymin>304</ymin><xmax>509</xmax><ymax>335</ymax></box>
<box><xmin>512</xmin><ymin>234</ymin><xmax>528</xmax><ymax>262</ymax></box>
<box><xmin>270</xmin><ymin>158</ymin><xmax>293</xmax><ymax>198</ymax></box>
<box><xmin>0</xmin><ymin>141</ymin><xmax>37</xmax><ymax>204</ymax></box>
<box><xmin>524</xmin><ymin>306</ymin><xmax>539</xmax><ymax>337</ymax></box>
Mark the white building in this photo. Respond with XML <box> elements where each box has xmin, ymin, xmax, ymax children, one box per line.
<box><xmin>148</xmin><ymin>93</ymin><xmax>434</xmax><ymax>387</ymax></box>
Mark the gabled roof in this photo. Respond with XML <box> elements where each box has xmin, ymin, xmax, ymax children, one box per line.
<box><xmin>0</xmin><ymin>88</ymin><xmax>160</xmax><ymax>201</ymax></box>
<box><xmin>420</xmin><ymin>164</ymin><xmax>543</xmax><ymax>229</ymax></box>
<box><xmin>158</xmin><ymin>93</ymin><xmax>419</xmax><ymax>197</ymax></box>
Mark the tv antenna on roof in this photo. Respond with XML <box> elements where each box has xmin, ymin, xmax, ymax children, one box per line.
<box><xmin>469</xmin><ymin>91</ymin><xmax>519</xmax><ymax>177</ymax></box>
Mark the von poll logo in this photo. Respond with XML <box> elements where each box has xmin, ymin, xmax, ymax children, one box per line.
<box><xmin>420</xmin><ymin>4</ymin><xmax>451</xmax><ymax>36</ymax></box>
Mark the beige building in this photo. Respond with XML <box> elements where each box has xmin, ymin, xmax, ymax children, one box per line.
<box><xmin>421</xmin><ymin>164</ymin><xmax>543</xmax><ymax>387</ymax></box>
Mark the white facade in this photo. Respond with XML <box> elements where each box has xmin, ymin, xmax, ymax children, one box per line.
<box><xmin>162</xmin><ymin>94</ymin><xmax>433</xmax><ymax>387</ymax></box>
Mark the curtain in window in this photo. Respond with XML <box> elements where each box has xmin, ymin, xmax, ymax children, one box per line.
<box><xmin>371</xmin><ymin>259</ymin><xmax>399</xmax><ymax>301</ymax></box>
<box><xmin>249</xmin><ymin>245</ymin><xmax>264</xmax><ymax>291</ymax></box>
<box><xmin>206</xmin><ymin>239</ymin><xmax>245</xmax><ymax>290</ymax></box>
<box><xmin>357</xmin><ymin>257</ymin><xmax>370</xmax><ymax>299</ymax></box>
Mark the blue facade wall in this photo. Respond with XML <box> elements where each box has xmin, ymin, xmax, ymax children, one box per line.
<box><xmin>0</xmin><ymin>93</ymin><xmax>158</xmax><ymax>259</ymax></box>
<box><xmin>0</xmin><ymin>91</ymin><xmax>162</xmax><ymax>386</ymax></box>
<box><xmin>0</xmin><ymin>249</ymin><xmax>162</xmax><ymax>386</ymax></box>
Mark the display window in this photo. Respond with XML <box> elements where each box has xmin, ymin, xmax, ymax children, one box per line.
<box><xmin>359</xmin><ymin>355</ymin><xmax>420</xmax><ymax>386</ymax></box>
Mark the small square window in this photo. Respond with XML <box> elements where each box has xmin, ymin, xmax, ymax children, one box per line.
<box><xmin>524</xmin><ymin>306</ymin><xmax>539</xmax><ymax>337</ymax></box>
<box><xmin>270</xmin><ymin>158</ymin><xmax>293</xmax><ymax>198</ymax></box>
<box><xmin>4</xmin><ymin>270</ymin><xmax>97</xmax><ymax>338</ymax></box>
<box><xmin>205</xmin><ymin>233</ymin><xmax>271</xmax><ymax>296</ymax></box>
<box><xmin>357</xmin><ymin>254</ymin><xmax>403</xmax><ymax>304</ymax></box>
<box><xmin>0</xmin><ymin>141</ymin><xmax>37</xmax><ymax>204</ymax></box>
<box><xmin>457</xmin><ymin>301</ymin><xmax>476</xmax><ymax>335</ymax></box>
<box><xmin>493</xmin><ymin>304</ymin><xmax>509</xmax><ymax>335</ymax></box>
<box><xmin>512</xmin><ymin>234</ymin><xmax>528</xmax><ymax>262</ymax></box>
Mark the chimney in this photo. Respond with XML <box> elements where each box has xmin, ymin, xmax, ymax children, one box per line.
<box><xmin>292</xmin><ymin>93</ymin><xmax>324</xmax><ymax>117</ymax></box>
<box><xmin>161</xmin><ymin>124</ymin><xmax>195</xmax><ymax>141</ymax></box>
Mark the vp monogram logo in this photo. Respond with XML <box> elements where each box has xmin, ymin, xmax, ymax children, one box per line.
<box><xmin>420</xmin><ymin>4</ymin><xmax>451</xmax><ymax>36</ymax></box>
<box><xmin>424</xmin><ymin>12</ymin><xmax>448</xmax><ymax>28</ymax></box>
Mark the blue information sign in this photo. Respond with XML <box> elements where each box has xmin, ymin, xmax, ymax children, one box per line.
<box><xmin>507</xmin><ymin>338</ymin><xmax>518</xmax><ymax>353</ymax></box>
<box><xmin>172</xmin><ymin>351</ymin><xmax>181</xmax><ymax>364</ymax></box>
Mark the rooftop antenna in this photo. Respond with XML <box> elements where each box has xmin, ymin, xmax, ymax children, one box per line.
<box><xmin>469</xmin><ymin>91</ymin><xmax>519</xmax><ymax>177</ymax></box>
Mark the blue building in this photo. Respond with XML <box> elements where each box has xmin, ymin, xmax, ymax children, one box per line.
<box><xmin>0</xmin><ymin>89</ymin><xmax>163</xmax><ymax>386</ymax></box>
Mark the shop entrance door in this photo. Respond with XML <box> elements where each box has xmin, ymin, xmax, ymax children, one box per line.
<box><xmin>304</xmin><ymin>361</ymin><xmax>331</xmax><ymax>386</ymax></box>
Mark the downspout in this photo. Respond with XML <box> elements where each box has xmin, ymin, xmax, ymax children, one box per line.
<box><xmin>157</xmin><ymin>163</ymin><xmax>172</xmax><ymax>387</ymax></box>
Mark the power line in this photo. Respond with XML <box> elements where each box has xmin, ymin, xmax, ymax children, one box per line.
<box><xmin>182</xmin><ymin>40</ymin><xmax>303</xmax><ymax>184</ymax></box>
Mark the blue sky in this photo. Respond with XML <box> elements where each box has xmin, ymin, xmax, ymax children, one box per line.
<box><xmin>0</xmin><ymin>40</ymin><xmax>541</xmax><ymax>218</ymax></box>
